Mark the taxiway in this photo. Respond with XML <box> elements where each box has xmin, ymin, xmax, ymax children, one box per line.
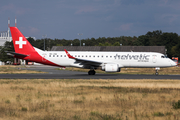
<box><xmin>0</xmin><ymin>65</ymin><xmax>179</xmax><ymax>79</ymax></box>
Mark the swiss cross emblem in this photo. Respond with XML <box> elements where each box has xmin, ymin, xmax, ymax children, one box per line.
<box><xmin>15</xmin><ymin>37</ymin><xmax>27</xmax><ymax>49</ymax></box>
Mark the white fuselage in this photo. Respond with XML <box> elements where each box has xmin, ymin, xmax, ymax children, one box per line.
<box><xmin>35</xmin><ymin>48</ymin><xmax>176</xmax><ymax>69</ymax></box>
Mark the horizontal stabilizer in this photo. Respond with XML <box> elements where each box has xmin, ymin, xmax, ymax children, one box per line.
<box><xmin>5</xmin><ymin>51</ymin><xmax>27</xmax><ymax>57</ymax></box>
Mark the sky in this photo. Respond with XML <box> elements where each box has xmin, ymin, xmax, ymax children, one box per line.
<box><xmin>0</xmin><ymin>0</ymin><xmax>180</xmax><ymax>40</ymax></box>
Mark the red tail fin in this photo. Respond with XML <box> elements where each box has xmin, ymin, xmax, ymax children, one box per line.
<box><xmin>9</xmin><ymin>27</ymin><xmax>64</xmax><ymax>67</ymax></box>
<box><xmin>10</xmin><ymin>27</ymin><xmax>35</xmax><ymax>54</ymax></box>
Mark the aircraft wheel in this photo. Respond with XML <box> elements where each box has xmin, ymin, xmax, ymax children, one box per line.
<box><xmin>88</xmin><ymin>70</ymin><xmax>96</xmax><ymax>75</ymax></box>
<box><xmin>88</xmin><ymin>71</ymin><xmax>91</xmax><ymax>75</ymax></box>
<box><xmin>155</xmin><ymin>67</ymin><xmax>160</xmax><ymax>75</ymax></box>
<box><xmin>155</xmin><ymin>72</ymin><xmax>159</xmax><ymax>75</ymax></box>
<box><xmin>92</xmin><ymin>70</ymin><xmax>96</xmax><ymax>75</ymax></box>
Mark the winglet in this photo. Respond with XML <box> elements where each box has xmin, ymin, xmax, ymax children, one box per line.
<box><xmin>64</xmin><ymin>49</ymin><xmax>76</xmax><ymax>59</ymax></box>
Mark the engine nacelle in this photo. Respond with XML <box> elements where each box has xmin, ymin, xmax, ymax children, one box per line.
<box><xmin>102</xmin><ymin>64</ymin><xmax>121</xmax><ymax>72</ymax></box>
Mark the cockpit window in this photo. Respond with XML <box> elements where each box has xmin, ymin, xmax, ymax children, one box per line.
<box><xmin>161</xmin><ymin>55</ymin><xmax>168</xmax><ymax>58</ymax></box>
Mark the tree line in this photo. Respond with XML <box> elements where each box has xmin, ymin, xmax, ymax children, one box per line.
<box><xmin>0</xmin><ymin>30</ymin><xmax>180</xmax><ymax>63</ymax></box>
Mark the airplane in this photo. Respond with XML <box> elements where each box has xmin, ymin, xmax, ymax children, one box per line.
<box><xmin>8</xmin><ymin>27</ymin><xmax>176</xmax><ymax>75</ymax></box>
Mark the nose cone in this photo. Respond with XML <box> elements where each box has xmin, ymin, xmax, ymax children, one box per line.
<box><xmin>170</xmin><ymin>60</ymin><xmax>177</xmax><ymax>66</ymax></box>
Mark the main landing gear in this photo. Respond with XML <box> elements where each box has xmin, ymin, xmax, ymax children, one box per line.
<box><xmin>88</xmin><ymin>70</ymin><xmax>96</xmax><ymax>75</ymax></box>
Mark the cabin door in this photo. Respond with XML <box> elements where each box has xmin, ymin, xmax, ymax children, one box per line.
<box><xmin>152</xmin><ymin>55</ymin><xmax>157</xmax><ymax>63</ymax></box>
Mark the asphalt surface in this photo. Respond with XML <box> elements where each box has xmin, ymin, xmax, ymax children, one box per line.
<box><xmin>0</xmin><ymin>65</ymin><xmax>179</xmax><ymax>79</ymax></box>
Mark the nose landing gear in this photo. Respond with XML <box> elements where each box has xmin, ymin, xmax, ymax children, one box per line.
<box><xmin>155</xmin><ymin>67</ymin><xmax>160</xmax><ymax>75</ymax></box>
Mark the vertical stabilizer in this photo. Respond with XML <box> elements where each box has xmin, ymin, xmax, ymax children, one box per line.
<box><xmin>10</xmin><ymin>27</ymin><xmax>35</xmax><ymax>54</ymax></box>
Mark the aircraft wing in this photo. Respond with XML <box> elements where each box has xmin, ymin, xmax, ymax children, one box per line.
<box><xmin>64</xmin><ymin>49</ymin><xmax>102</xmax><ymax>66</ymax></box>
<box><xmin>6</xmin><ymin>51</ymin><xmax>27</xmax><ymax>57</ymax></box>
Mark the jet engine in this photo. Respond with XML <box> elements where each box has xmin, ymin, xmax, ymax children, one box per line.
<box><xmin>102</xmin><ymin>64</ymin><xmax>121</xmax><ymax>72</ymax></box>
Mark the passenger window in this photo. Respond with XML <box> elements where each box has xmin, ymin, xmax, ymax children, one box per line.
<box><xmin>161</xmin><ymin>56</ymin><xmax>165</xmax><ymax>58</ymax></box>
<box><xmin>78</xmin><ymin>55</ymin><xmax>80</xmax><ymax>57</ymax></box>
<box><xmin>89</xmin><ymin>55</ymin><xmax>91</xmax><ymax>57</ymax></box>
<box><xmin>64</xmin><ymin>55</ymin><xmax>66</xmax><ymax>57</ymax></box>
<box><xmin>93</xmin><ymin>56</ymin><xmax>95</xmax><ymax>57</ymax></box>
